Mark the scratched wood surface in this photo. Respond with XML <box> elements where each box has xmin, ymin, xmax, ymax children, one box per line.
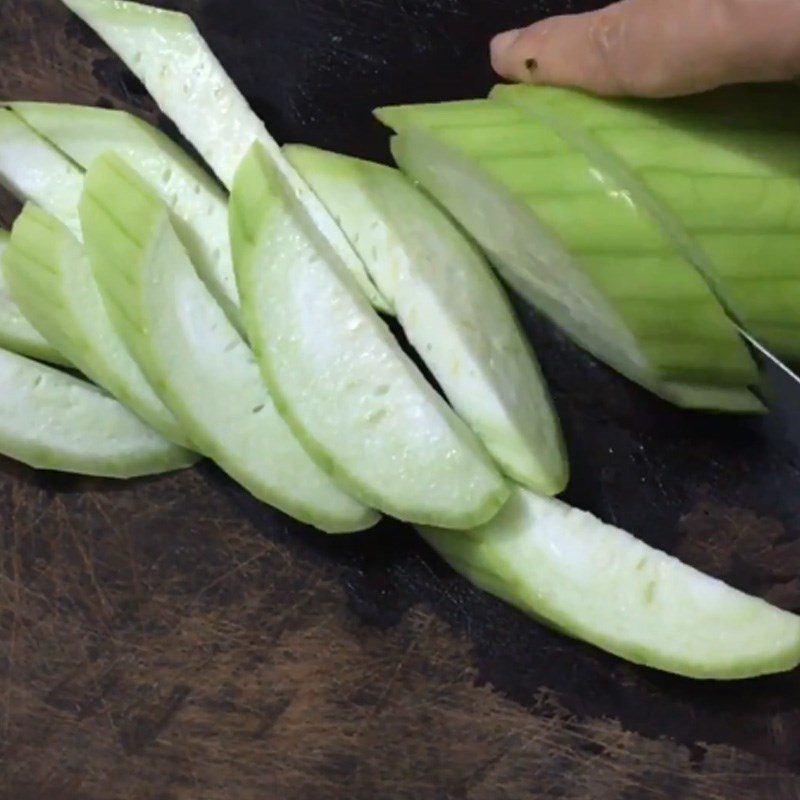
<box><xmin>3</xmin><ymin>1</ymin><xmax>800</xmax><ymax>798</ymax></box>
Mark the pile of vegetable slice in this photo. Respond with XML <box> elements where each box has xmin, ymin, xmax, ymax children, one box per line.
<box><xmin>0</xmin><ymin>0</ymin><xmax>798</xmax><ymax>680</ymax></box>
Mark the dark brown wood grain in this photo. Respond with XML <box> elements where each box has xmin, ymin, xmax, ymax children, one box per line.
<box><xmin>3</xmin><ymin>462</ymin><xmax>800</xmax><ymax>800</ymax></box>
<box><xmin>2</xmin><ymin>1</ymin><xmax>800</xmax><ymax>798</ymax></box>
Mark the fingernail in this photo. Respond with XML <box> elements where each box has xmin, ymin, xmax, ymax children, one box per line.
<box><xmin>491</xmin><ymin>28</ymin><xmax>523</xmax><ymax>55</ymax></box>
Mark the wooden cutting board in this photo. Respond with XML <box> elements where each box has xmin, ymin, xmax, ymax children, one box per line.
<box><xmin>2</xmin><ymin>1</ymin><xmax>800</xmax><ymax>797</ymax></box>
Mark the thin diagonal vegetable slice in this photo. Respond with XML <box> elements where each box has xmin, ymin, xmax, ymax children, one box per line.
<box><xmin>420</xmin><ymin>487</ymin><xmax>800</xmax><ymax>680</ymax></box>
<box><xmin>0</xmin><ymin>108</ymin><xmax>83</xmax><ymax>236</ymax></box>
<box><xmin>0</xmin><ymin>226</ymin><xmax>67</xmax><ymax>364</ymax></box>
<box><xmin>286</xmin><ymin>144</ymin><xmax>568</xmax><ymax>493</ymax></box>
<box><xmin>0</xmin><ymin>345</ymin><xmax>195</xmax><ymax>478</ymax></box>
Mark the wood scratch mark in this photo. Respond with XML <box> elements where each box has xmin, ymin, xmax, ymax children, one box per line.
<box><xmin>190</xmin><ymin>549</ymin><xmax>271</xmax><ymax>606</ymax></box>
<box><xmin>64</xmin><ymin>508</ymin><xmax>113</xmax><ymax>623</ymax></box>
<box><xmin>2</xmin><ymin>524</ymin><xmax>22</xmax><ymax>738</ymax></box>
<box><xmin>119</xmin><ymin>684</ymin><xmax>191</xmax><ymax>755</ymax></box>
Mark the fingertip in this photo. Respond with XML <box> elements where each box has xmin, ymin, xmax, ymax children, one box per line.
<box><xmin>490</xmin><ymin>28</ymin><xmax>524</xmax><ymax>79</ymax></box>
<box><xmin>489</xmin><ymin>6</ymin><xmax>638</xmax><ymax>93</ymax></box>
<box><xmin>491</xmin><ymin>28</ymin><xmax>523</xmax><ymax>55</ymax></box>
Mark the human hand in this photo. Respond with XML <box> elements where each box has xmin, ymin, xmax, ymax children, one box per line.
<box><xmin>490</xmin><ymin>0</ymin><xmax>800</xmax><ymax>98</ymax></box>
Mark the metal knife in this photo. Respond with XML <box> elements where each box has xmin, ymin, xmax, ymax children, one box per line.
<box><xmin>736</xmin><ymin>325</ymin><xmax>800</xmax><ymax>387</ymax></box>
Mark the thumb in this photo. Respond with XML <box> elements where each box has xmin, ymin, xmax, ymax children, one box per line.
<box><xmin>490</xmin><ymin>0</ymin><xmax>800</xmax><ymax>98</ymax></box>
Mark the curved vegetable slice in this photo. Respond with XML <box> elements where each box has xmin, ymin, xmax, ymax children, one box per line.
<box><xmin>0</xmin><ymin>227</ymin><xmax>67</xmax><ymax>364</ymax></box>
<box><xmin>60</xmin><ymin>0</ymin><xmax>389</xmax><ymax>312</ymax></box>
<box><xmin>375</xmin><ymin>101</ymin><xmax>763</xmax><ymax>413</ymax></box>
<box><xmin>420</xmin><ymin>487</ymin><xmax>800</xmax><ymax>679</ymax></box>
<box><xmin>0</xmin><ymin>346</ymin><xmax>195</xmax><ymax>478</ymax></box>
<box><xmin>12</xmin><ymin>101</ymin><xmax>241</xmax><ymax>330</ymax></box>
<box><xmin>5</xmin><ymin>204</ymin><xmax>192</xmax><ymax>449</ymax></box>
<box><xmin>492</xmin><ymin>84</ymin><xmax>800</xmax><ymax>362</ymax></box>
<box><xmin>80</xmin><ymin>152</ymin><xmax>378</xmax><ymax>534</ymax></box>
<box><xmin>230</xmin><ymin>143</ymin><xmax>509</xmax><ymax>528</ymax></box>
<box><xmin>0</xmin><ymin>114</ymin><xmax>64</xmax><ymax>366</ymax></box>
<box><xmin>660</xmin><ymin>382</ymin><xmax>766</xmax><ymax>414</ymax></box>
<box><xmin>0</xmin><ymin>108</ymin><xmax>83</xmax><ymax>236</ymax></box>
<box><xmin>285</xmin><ymin>144</ymin><xmax>568</xmax><ymax>494</ymax></box>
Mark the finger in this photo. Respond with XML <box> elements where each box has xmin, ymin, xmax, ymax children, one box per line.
<box><xmin>490</xmin><ymin>0</ymin><xmax>800</xmax><ymax>98</ymax></box>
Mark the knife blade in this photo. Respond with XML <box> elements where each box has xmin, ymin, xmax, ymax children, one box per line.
<box><xmin>735</xmin><ymin>325</ymin><xmax>800</xmax><ymax>387</ymax></box>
